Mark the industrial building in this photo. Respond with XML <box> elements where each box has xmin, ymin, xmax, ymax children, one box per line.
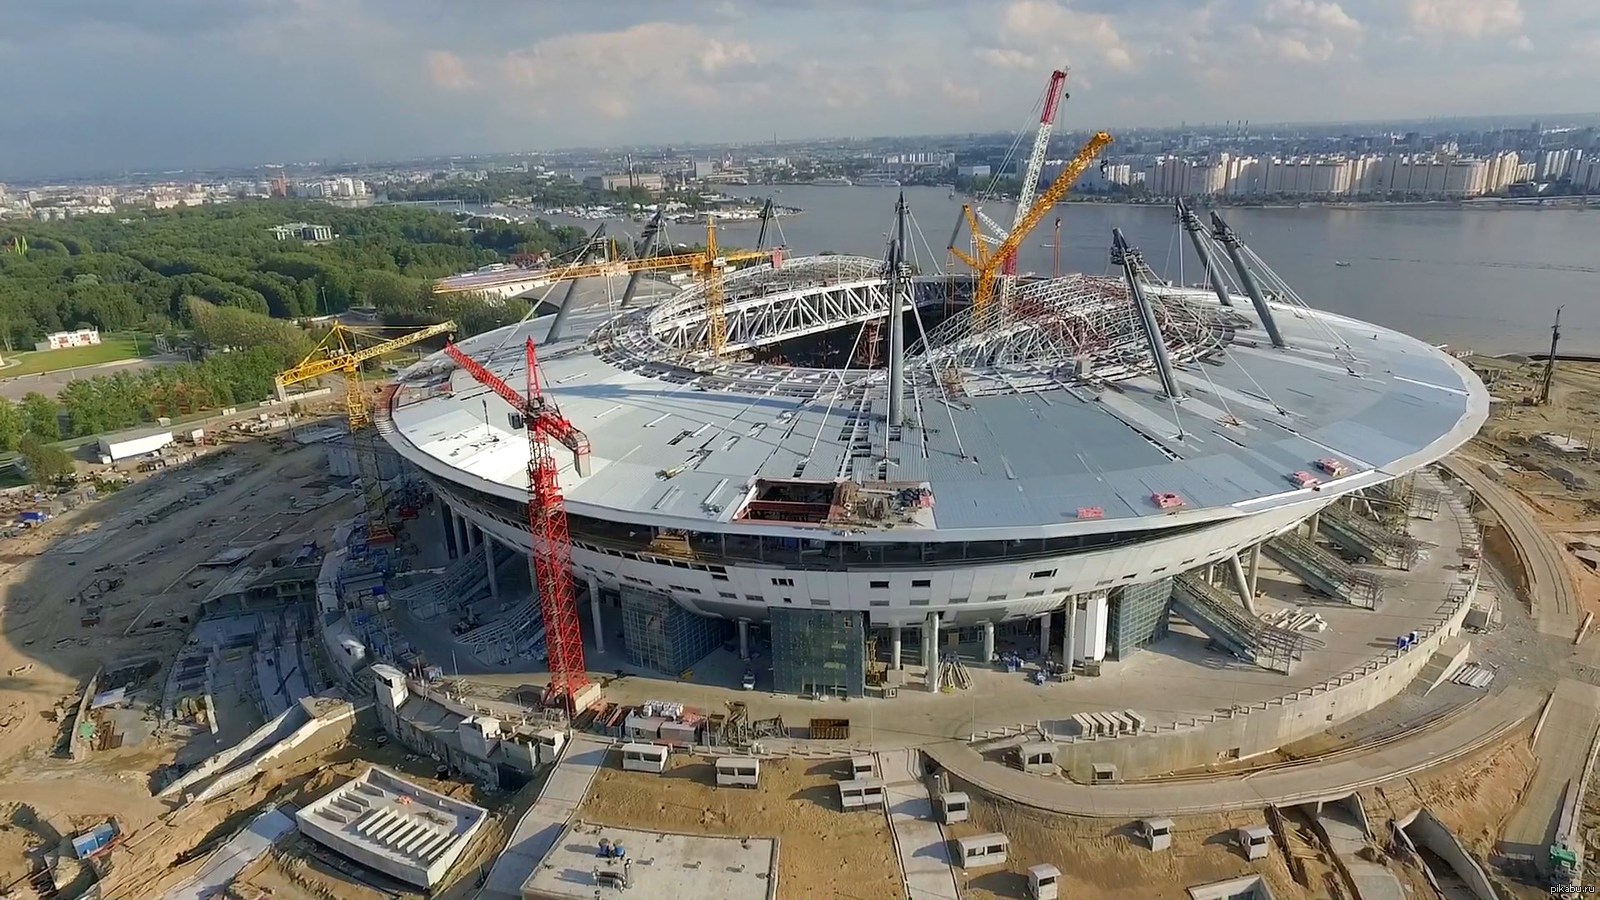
<box><xmin>382</xmin><ymin>203</ymin><xmax>1486</xmax><ymax>701</ymax></box>
<box><xmin>293</xmin><ymin>765</ymin><xmax>487</xmax><ymax>890</ymax></box>
<box><xmin>98</xmin><ymin>427</ymin><xmax>173</xmax><ymax>463</ymax></box>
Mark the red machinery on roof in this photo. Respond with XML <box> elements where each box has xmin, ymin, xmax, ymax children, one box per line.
<box><xmin>445</xmin><ymin>337</ymin><xmax>594</xmax><ymax>715</ymax></box>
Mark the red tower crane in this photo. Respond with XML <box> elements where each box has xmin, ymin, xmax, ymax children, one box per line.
<box><xmin>444</xmin><ymin>337</ymin><xmax>593</xmax><ymax>714</ymax></box>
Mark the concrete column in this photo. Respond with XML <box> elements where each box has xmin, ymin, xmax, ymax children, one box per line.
<box><xmin>471</xmin><ymin>525</ymin><xmax>483</xmax><ymax>549</ymax></box>
<box><xmin>441</xmin><ymin>500</ymin><xmax>458</xmax><ymax>559</ymax></box>
<box><xmin>454</xmin><ymin>512</ymin><xmax>469</xmax><ymax>555</ymax></box>
<box><xmin>925</xmin><ymin>612</ymin><xmax>940</xmax><ymax>693</ymax></box>
<box><xmin>890</xmin><ymin>625</ymin><xmax>903</xmax><ymax>670</ymax></box>
<box><xmin>1307</xmin><ymin>511</ymin><xmax>1321</xmax><ymax>538</ymax></box>
<box><xmin>1247</xmin><ymin>543</ymin><xmax>1261</xmax><ymax>599</ymax></box>
<box><xmin>588</xmin><ymin>573</ymin><xmax>604</xmax><ymax>650</ymax></box>
<box><xmin>1039</xmin><ymin>612</ymin><xmax>1052</xmax><ymax>660</ymax></box>
<box><xmin>980</xmin><ymin>621</ymin><xmax>995</xmax><ymax>663</ymax></box>
<box><xmin>1065</xmin><ymin>597</ymin><xmax>1078</xmax><ymax>671</ymax></box>
<box><xmin>484</xmin><ymin>538</ymin><xmax>499</xmax><ymax>600</ymax></box>
<box><xmin>1229</xmin><ymin>553</ymin><xmax>1257</xmax><ymax>615</ymax></box>
<box><xmin>737</xmin><ymin>619</ymin><xmax>750</xmax><ymax>661</ymax></box>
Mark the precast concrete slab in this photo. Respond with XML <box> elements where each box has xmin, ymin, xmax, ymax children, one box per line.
<box><xmin>878</xmin><ymin>748</ymin><xmax>961</xmax><ymax>900</ymax></box>
<box><xmin>1500</xmin><ymin>679</ymin><xmax>1600</xmax><ymax>860</ymax></box>
<box><xmin>162</xmin><ymin>805</ymin><xmax>296</xmax><ymax>900</ymax></box>
<box><xmin>521</xmin><ymin>823</ymin><xmax>777</xmax><ymax>900</ymax></box>
<box><xmin>478</xmin><ymin>734</ymin><xmax>609</xmax><ymax>900</ymax></box>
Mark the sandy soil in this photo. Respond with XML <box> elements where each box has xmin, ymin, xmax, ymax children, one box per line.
<box><xmin>1361</xmin><ymin>729</ymin><xmax>1541</xmax><ymax>899</ymax></box>
<box><xmin>0</xmin><ymin>427</ymin><xmax>373</xmax><ymax>897</ymax></box>
<box><xmin>1467</xmin><ymin>357</ymin><xmax>1600</xmax><ymax>618</ymax></box>
<box><xmin>942</xmin><ymin>784</ymin><xmax>1323</xmax><ymax>900</ymax></box>
<box><xmin>578</xmin><ymin>755</ymin><xmax>905</xmax><ymax>900</ymax></box>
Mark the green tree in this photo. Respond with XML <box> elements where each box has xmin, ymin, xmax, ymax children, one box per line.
<box><xmin>18</xmin><ymin>434</ymin><xmax>73</xmax><ymax>486</ymax></box>
<box><xmin>19</xmin><ymin>392</ymin><xmax>60</xmax><ymax>441</ymax></box>
<box><xmin>0</xmin><ymin>398</ymin><xmax>22</xmax><ymax>452</ymax></box>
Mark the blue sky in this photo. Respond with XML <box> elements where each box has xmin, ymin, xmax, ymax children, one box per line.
<box><xmin>0</xmin><ymin>0</ymin><xmax>1592</xmax><ymax>178</ymax></box>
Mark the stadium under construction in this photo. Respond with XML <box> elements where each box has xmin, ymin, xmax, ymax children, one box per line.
<box><xmin>375</xmin><ymin>194</ymin><xmax>1487</xmax><ymax>727</ymax></box>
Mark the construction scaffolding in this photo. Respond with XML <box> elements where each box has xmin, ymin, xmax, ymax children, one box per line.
<box><xmin>1171</xmin><ymin>574</ymin><xmax>1309</xmax><ymax>674</ymax></box>
<box><xmin>714</xmin><ymin>701</ymin><xmax>786</xmax><ymax>749</ymax></box>
<box><xmin>1265</xmin><ymin>533</ymin><xmax>1387</xmax><ymax>609</ymax></box>
<box><xmin>1318</xmin><ymin>503</ymin><xmax>1424</xmax><ymax>570</ymax></box>
<box><xmin>1367</xmin><ymin>472</ymin><xmax>1443</xmax><ymax>524</ymax></box>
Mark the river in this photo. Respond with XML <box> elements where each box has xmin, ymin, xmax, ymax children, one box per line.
<box><xmin>488</xmin><ymin>185</ymin><xmax>1600</xmax><ymax>355</ymax></box>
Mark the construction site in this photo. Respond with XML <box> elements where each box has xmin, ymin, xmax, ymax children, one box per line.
<box><xmin>3</xmin><ymin>67</ymin><xmax>1600</xmax><ymax>900</ymax></box>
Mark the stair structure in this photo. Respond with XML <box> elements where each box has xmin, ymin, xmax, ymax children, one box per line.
<box><xmin>1318</xmin><ymin>503</ymin><xmax>1422</xmax><ymax>570</ymax></box>
<box><xmin>457</xmin><ymin>601</ymin><xmax>545</xmax><ymax>666</ymax></box>
<box><xmin>386</xmin><ymin>543</ymin><xmax>521</xmax><ymax>621</ymax></box>
<box><xmin>1265</xmin><ymin>533</ymin><xmax>1387</xmax><ymax>609</ymax></box>
<box><xmin>1171</xmin><ymin>574</ymin><xmax>1313</xmax><ymax>674</ymax></box>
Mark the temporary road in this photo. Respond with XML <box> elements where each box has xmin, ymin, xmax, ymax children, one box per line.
<box><xmin>1500</xmin><ymin>679</ymin><xmax>1600</xmax><ymax>865</ymax></box>
<box><xmin>478</xmin><ymin>733</ymin><xmax>609</xmax><ymax>900</ymax></box>
<box><xmin>1441</xmin><ymin>456</ymin><xmax>1579</xmax><ymax>637</ymax></box>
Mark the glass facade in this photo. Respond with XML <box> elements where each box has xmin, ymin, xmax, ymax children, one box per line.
<box><xmin>770</xmin><ymin>608</ymin><xmax>866</xmax><ymax>698</ymax></box>
<box><xmin>1106</xmin><ymin>577</ymin><xmax>1174</xmax><ymax>659</ymax></box>
<box><xmin>618</xmin><ymin>587</ymin><xmax>728</xmax><ymax>676</ymax></box>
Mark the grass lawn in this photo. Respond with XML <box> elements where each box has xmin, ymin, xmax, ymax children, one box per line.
<box><xmin>1</xmin><ymin>334</ymin><xmax>149</xmax><ymax>378</ymax></box>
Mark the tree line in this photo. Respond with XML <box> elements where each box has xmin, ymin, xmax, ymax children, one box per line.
<box><xmin>0</xmin><ymin>202</ymin><xmax>588</xmax><ymax>466</ymax></box>
<box><xmin>0</xmin><ymin>201</ymin><xmax>586</xmax><ymax>350</ymax></box>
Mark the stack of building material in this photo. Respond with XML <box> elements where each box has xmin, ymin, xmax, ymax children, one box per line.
<box><xmin>1449</xmin><ymin>662</ymin><xmax>1495</xmax><ymax>689</ymax></box>
<box><xmin>938</xmin><ymin>655</ymin><xmax>972</xmax><ymax>691</ymax></box>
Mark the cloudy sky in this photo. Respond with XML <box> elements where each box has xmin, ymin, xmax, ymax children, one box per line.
<box><xmin>0</xmin><ymin>0</ymin><xmax>1592</xmax><ymax>179</ymax></box>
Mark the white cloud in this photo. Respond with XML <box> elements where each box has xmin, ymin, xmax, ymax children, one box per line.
<box><xmin>978</xmin><ymin>0</ymin><xmax>1140</xmax><ymax>74</ymax></box>
<box><xmin>2</xmin><ymin>0</ymin><xmax>1599</xmax><ymax>178</ymax></box>
<box><xmin>425</xmin><ymin>50</ymin><xmax>474</xmax><ymax>90</ymax></box>
<box><xmin>1407</xmin><ymin>0</ymin><xmax>1524</xmax><ymax>39</ymax></box>
<box><xmin>1240</xmin><ymin>0</ymin><xmax>1363</xmax><ymax>63</ymax></box>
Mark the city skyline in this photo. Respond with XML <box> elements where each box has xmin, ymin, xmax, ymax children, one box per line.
<box><xmin>2</xmin><ymin>0</ymin><xmax>1596</xmax><ymax>179</ymax></box>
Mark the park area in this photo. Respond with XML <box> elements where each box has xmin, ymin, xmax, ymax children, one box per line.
<box><xmin>0</xmin><ymin>334</ymin><xmax>149</xmax><ymax>378</ymax></box>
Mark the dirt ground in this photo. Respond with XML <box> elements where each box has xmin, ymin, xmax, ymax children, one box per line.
<box><xmin>578</xmin><ymin>754</ymin><xmax>905</xmax><ymax>900</ymax></box>
<box><xmin>941</xmin><ymin>784</ymin><xmax>1327</xmax><ymax>900</ymax></box>
<box><xmin>0</xmin><ymin>425</ymin><xmax>373</xmax><ymax>896</ymax></box>
<box><xmin>1361</xmin><ymin>728</ymin><xmax>1541</xmax><ymax>899</ymax></box>
<box><xmin>1466</xmin><ymin>357</ymin><xmax>1600</xmax><ymax>618</ymax></box>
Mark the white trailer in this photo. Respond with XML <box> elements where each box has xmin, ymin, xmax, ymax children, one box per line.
<box><xmin>98</xmin><ymin>428</ymin><xmax>173</xmax><ymax>462</ymax></box>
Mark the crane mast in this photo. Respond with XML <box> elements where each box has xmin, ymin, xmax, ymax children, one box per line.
<box><xmin>952</xmin><ymin>132</ymin><xmax>1112</xmax><ymax>324</ymax></box>
<box><xmin>1012</xmin><ymin>69</ymin><xmax>1069</xmax><ymax>240</ymax></box>
<box><xmin>444</xmin><ymin>338</ymin><xmax>593</xmax><ymax>715</ymax></box>
<box><xmin>276</xmin><ymin>320</ymin><xmax>457</xmax><ymax>544</ymax></box>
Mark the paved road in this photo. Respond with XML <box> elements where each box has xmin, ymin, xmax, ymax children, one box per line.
<box><xmin>878</xmin><ymin>748</ymin><xmax>961</xmax><ymax>900</ymax></box>
<box><xmin>478</xmin><ymin>734</ymin><xmax>609</xmax><ymax>900</ymax></box>
<box><xmin>1500</xmin><ymin>679</ymin><xmax>1600</xmax><ymax>863</ymax></box>
<box><xmin>926</xmin><ymin>686</ymin><xmax>1537</xmax><ymax>818</ymax></box>
<box><xmin>1442</xmin><ymin>456</ymin><xmax>1579</xmax><ymax>637</ymax></box>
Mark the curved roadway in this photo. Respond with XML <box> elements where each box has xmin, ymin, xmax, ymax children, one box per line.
<box><xmin>925</xmin><ymin>687</ymin><xmax>1536</xmax><ymax>818</ymax></box>
<box><xmin>1441</xmin><ymin>455</ymin><xmax>1579</xmax><ymax>637</ymax></box>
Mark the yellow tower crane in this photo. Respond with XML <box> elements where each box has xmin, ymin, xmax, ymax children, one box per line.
<box><xmin>276</xmin><ymin>320</ymin><xmax>457</xmax><ymax>545</ymax></box>
<box><xmin>949</xmin><ymin>131</ymin><xmax>1113</xmax><ymax>325</ymax></box>
<box><xmin>431</xmin><ymin>217</ymin><xmax>771</xmax><ymax>356</ymax></box>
